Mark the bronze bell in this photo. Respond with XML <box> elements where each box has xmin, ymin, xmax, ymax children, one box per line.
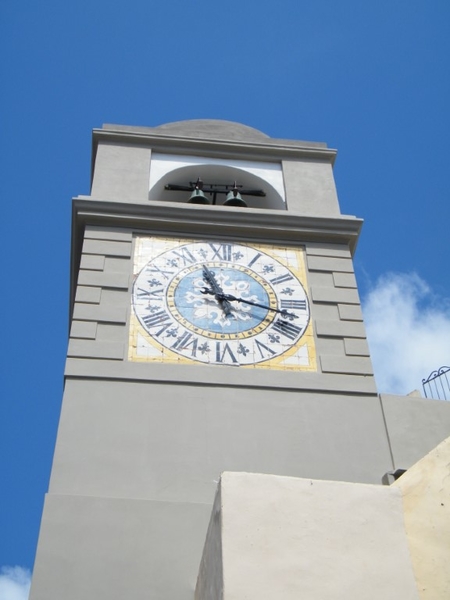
<box><xmin>188</xmin><ymin>178</ymin><xmax>210</xmax><ymax>204</ymax></box>
<box><xmin>188</xmin><ymin>188</ymin><xmax>210</xmax><ymax>204</ymax></box>
<box><xmin>223</xmin><ymin>183</ymin><xmax>247</xmax><ymax>207</ymax></box>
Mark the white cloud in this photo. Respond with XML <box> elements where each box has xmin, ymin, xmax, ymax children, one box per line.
<box><xmin>0</xmin><ymin>567</ymin><xmax>31</xmax><ymax>600</ymax></box>
<box><xmin>362</xmin><ymin>272</ymin><xmax>450</xmax><ymax>396</ymax></box>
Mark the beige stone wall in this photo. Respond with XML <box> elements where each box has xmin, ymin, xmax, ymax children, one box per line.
<box><xmin>394</xmin><ymin>437</ymin><xmax>450</xmax><ymax>600</ymax></box>
<box><xmin>196</xmin><ymin>472</ymin><xmax>419</xmax><ymax>600</ymax></box>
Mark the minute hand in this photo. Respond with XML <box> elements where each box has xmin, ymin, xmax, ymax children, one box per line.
<box><xmin>214</xmin><ymin>291</ymin><xmax>298</xmax><ymax>320</ymax></box>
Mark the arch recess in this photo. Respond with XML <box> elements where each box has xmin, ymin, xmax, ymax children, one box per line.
<box><xmin>149</xmin><ymin>154</ymin><xmax>285</xmax><ymax>210</ymax></box>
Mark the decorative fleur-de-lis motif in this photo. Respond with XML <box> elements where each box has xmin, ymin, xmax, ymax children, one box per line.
<box><xmin>281</xmin><ymin>287</ymin><xmax>294</xmax><ymax>296</ymax></box>
<box><xmin>148</xmin><ymin>278</ymin><xmax>162</xmax><ymax>287</ymax></box>
<box><xmin>165</xmin><ymin>327</ymin><xmax>179</xmax><ymax>338</ymax></box>
<box><xmin>263</xmin><ymin>265</ymin><xmax>275</xmax><ymax>274</ymax></box>
<box><xmin>237</xmin><ymin>343</ymin><xmax>250</xmax><ymax>356</ymax></box>
<box><xmin>268</xmin><ymin>333</ymin><xmax>280</xmax><ymax>344</ymax></box>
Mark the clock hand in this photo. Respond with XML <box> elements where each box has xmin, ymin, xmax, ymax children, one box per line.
<box><xmin>201</xmin><ymin>288</ymin><xmax>298</xmax><ymax>320</ymax></box>
<box><xmin>226</xmin><ymin>294</ymin><xmax>298</xmax><ymax>320</ymax></box>
<box><xmin>201</xmin><ymin>266</ymin><xmax>233</xmax><ymax>316</ymax></box>
<box><xmin>202</xmin><ymin>265</ymin><xmax>222</xmax><ymax>294</ymax></box>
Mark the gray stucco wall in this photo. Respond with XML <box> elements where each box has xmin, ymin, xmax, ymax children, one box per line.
<box><xmin>381</xmin><ymin>394</ymin><xmax>450</xmax><ymax>469</ymax></box>
<box><xmin>30</xmin><ymin>494</ymin><xmax>210</xmax><ymax>600</ymax></box>
<box><xmin>32</xmin><ymin>219</ymin><xmax>388</xmax><ymax>600</ymax></box>
<box><xmin>49</xmin><ymin>380</ymin><xmax>392</xmax><ymax>500</ymax></box>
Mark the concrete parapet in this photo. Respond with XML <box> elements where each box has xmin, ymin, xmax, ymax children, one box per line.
<box><xmin>196</xmin><ymin>472</ymin><xmax>419</xmax><ymax>600</ymax></box>
<box><xmin>393</xmin><ymin>436</ymin><xmax>450</xmax><ymax>600</ymax></box>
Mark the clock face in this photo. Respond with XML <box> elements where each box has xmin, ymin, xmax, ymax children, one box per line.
<box><xmin>128</xmin><ymin>236</ymin><xmax>316</xmax><ymax>370</ymax></box>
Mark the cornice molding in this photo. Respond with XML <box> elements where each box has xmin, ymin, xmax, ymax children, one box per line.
<box><xmin>92</xmin><ymin>128</ymin><xmax>337</xmax><ymax>165</ymax></box>
<box><xmin>73</xmin><ymin>197</ymin><xmax>361</xmax><ymax>246</ymax></box>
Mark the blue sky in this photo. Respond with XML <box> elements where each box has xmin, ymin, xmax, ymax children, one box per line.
<box><xmin>1</xmin><ymin>1</ymin><xmax>449</xmax><ymax>595</ymax></box>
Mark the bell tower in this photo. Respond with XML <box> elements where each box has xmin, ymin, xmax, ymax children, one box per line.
<box><xmin>30</xmin><ymin>120</ymin><xmax>393</xmax><ymax>600</ymax></box>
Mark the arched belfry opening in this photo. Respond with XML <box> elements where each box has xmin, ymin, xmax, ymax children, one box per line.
<box><xmin>149</xmin><ymin>154</ymin><xmax>286</xmax><ymax>210</ymax></box>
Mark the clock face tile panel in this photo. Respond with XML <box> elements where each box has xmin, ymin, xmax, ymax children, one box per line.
<box><xmin>128</xmin><ymin>236</ymin><xmax>317</xmax><ymax>371</ymax></box>
<box><xmin>67</xmin><ymin>226</ymin><xmax>374</xmax><ymax>389</ymax></box>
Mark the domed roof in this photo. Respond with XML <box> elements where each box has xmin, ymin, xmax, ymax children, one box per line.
<box><xmin>153</xmin><ymin>119</ymin><xmax>270</xmax><ymax>141</ymax></box>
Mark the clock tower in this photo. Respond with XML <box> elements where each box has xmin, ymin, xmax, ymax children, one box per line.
<box><xmin>30</xmin><ymin>120</ymin><xmax>393</xmax><ymax>599</ymax></box>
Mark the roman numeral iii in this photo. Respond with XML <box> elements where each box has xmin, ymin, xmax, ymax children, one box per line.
<box><xmin>280</xmin><ymin>299</ymin><xmax>307</xmax><ymax>310</ymax></box>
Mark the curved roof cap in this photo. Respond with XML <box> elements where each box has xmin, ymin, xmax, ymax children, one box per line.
<box><xmin>153</xmin><ymin>119</ymin><xmax>270</xmax><ymax>142</ymax></box>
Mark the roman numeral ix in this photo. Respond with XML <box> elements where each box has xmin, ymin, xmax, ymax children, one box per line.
<box><xmin>136</xmin><ymin>287</ymin><xmax>164</xmax><ymax>299</ymax></box>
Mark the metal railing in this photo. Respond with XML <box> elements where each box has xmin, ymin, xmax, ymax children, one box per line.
<box><xmin>422</xmin><ymin>366</ymin><xmax>450</xmax><ymax>400</ymax></box>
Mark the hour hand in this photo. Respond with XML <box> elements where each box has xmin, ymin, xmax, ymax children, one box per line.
<box><xmin>202</xmin><ymin>265</ymin><xmax>221</xmax><ymax>293</ymax></box>
<box><xmin>201</xmin><ymin>286</ymin><xmax>223</xmax><ymax>301</ymax></box>
<box><xmin>201</xmin><ymin>266</ymin><xmax>233</xmax><ymax>316</ymax></box>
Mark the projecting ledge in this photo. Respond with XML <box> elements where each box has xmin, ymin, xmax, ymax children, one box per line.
<box><xmin>64</xmin><ymin>357</ymin><xmax>378</xmax><ymax>395</ymax></box>
<box><xmin>92</xmin><ymin>124</ymin><xmax>336</xmax><ymax>163</ymax></box>
<box><xmin>72</xmin><ymin>198</ymin><xmax>363</xmax><ymax>252</ymax></box>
